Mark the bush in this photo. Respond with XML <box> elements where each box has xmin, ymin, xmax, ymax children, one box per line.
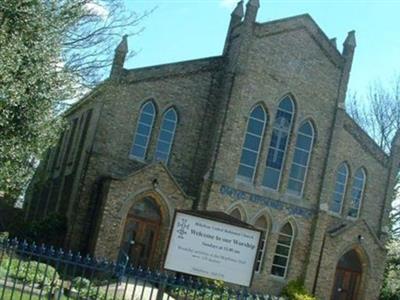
<box><xmin>281</xmin><ymin>279</ymin><xmax>316</xmax><ymax>300</ymax></box>
<box><xmin>0</xmin><ymin>256</ymin><xmax>59</xmax><ymax>288</ymax></box>
<box><xmin>71</xmin><ymin>276</ymin><xmax>105</xmax><ymax>299</ymax></box>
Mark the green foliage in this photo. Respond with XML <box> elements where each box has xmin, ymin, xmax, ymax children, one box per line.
<box><xmin>281</xmin><ymin>279</ymin><xmax>317</xmax><ymax>300</ymax></box>
<box><xmin>0</xmin><ymin>256</ymin><xmax>59</xmax><ymax>288</ymax></box>
<box><xmin>0</xmin><ymin>0</ymin><xmax>75</xmax><ymax>201</ymax></box>
<box><xmin>71</xmin><ymin>276</ymin><xmax>103</xmax><ymax>299</ymax></box>
<box><xmin>380</xmin><ymin>240</ymin><xmax>400</xmax><ymax>299</ymax></box>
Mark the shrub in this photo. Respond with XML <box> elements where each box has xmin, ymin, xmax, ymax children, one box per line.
<box><xmin>0</xmin><ymin>256</ymin><xmax>59</xmax><ymax>288</ymax></box>
<box><xmin>71</xmin><ymin>276</ymin><xmax>105</xmax><ymax>299</ymax></box>
<box><xmin>281</xmin><ymin>279</ymin><xmax>316</xmax><ymax>300</ymax></box>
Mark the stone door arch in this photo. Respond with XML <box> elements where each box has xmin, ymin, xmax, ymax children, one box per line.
<box><xmin>331</xmin><ymin>249</ymin><xmax>363</xmax><ymax>300</ymax></box>
<box><xmin>120</xmin><ymin>196</ymin><xmax>164</xmax><ymax>268</ymax></box>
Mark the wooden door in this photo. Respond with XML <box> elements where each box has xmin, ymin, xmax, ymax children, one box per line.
<box><xmin>332</xmin><ymin>268</ymin><xmax>361</xmax><ymax>300</ymax></box>
<box><xmin>123</xmin><ymin>217</ymin><xmax>160</xmax><ymax>268</ymax></box>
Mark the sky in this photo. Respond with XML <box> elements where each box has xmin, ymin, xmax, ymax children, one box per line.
<box><xmin>121</xmin><ymin>0</ymin><xmax>400</xmax><ymax>98</ymax></box>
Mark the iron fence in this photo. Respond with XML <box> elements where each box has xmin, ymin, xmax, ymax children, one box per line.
<box><xmin>0</xmin><ymin>238</ymin><xmax>282</xmax><ymax>300</ymax></box>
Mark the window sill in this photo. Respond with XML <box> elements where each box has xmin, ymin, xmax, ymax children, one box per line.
<box><xmin>128</xmin><ymin>154</ymin><xmax>145</xmax><ymax>162</ymax></box>
<box><xmin>326</xmin><ymin>211</ymin><xmax>343</xmax><ymax>219</ymax></box>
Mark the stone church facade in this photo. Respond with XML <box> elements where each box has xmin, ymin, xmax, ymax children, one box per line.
<box><xmin>25</xmin><ymin>1</ymin><xmax>400</xmax><ymax>299</ymax></box>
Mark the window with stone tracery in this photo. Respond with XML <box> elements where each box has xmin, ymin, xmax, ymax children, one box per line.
<box><xmin>130</xmin><ymin>100</ymin><xmax>156</xmax><ymax>160</ymax></box>
<box><xmin>329</xmin><ymin>163</ymin><xmax>349</xmax><ymax>214</ymax></box>
<box><xmin>287</xmin><ymin>121</ymin><xmax>315</xmax><ymax>196</ymax></box>
<box><xmin>237</xmin><ymin>105</ymin><xmax>267</xmax><ymax>182</ymax></box>
<box><xmin>348</xmin><ymin>168</ymin><xmax>366</xmax><ymax>218</ymax></box>
<box><xmin>262</xmin><ymin>96</ymin><xmax>295</xmax><ymax>190</ymax></box>
<box><xmin>155</xmin><ymin>107</ymin><xmax>178</xmax><ymax>163</ymax></box>
<box><xmin>271</xmin><ymin>222</ymin><xmax>294</xmax><ymax>278</ymax></box>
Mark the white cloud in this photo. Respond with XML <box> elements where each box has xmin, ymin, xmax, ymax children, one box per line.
<box><xmin>84</xmin><ymin>2</ymin><xmax>109</xmax><ymax>19</ymax></box>
<box><xmin>220</xmin><ymin>0</ymin><xmax>237</xmax><ymax>9</ymax></box>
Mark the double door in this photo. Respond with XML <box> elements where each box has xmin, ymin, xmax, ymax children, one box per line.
<box><xmin>331</xmin><ymin>268</ymin><xmax>361</xmax><ymax>300</ymax></box>
<box><xmin>122</xmin><ymin>216</ymin><xmax>160</xmax><ymax>268</ymax></box>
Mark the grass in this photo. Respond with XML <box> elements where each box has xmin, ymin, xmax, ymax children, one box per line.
<box><xmin>0</xmin><ymin>287</ymin><xmax>69</xmax><ymax>300</ymax></box>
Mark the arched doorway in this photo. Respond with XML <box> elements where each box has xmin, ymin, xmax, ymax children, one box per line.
<box><xmin>331</xmin><ymin>249</ymin><xmax>362</xmax><ymax>300</ymax></box>
<box><xmin>120</xmin><ymin>197</ymin><xmax>161</xmax><ymax>268</ymax></box>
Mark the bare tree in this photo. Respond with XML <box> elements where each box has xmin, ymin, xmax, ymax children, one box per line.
<box><xmin>347</xmin><ymin>74</ymin><xmax>400</xmax><ymax>237</ymax></box>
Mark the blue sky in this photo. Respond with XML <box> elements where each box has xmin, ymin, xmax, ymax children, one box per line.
<box><xmin>123</xmin><ymin>0</ymin><xmax>400</xmax><ymax>98</ymax></box>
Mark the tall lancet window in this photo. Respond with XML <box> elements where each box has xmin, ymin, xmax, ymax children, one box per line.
<box><xmin>155</xmin><ymin>108</ymin><xmax>178</xmax><ymax>163</ymax></box>
<box><xmin>130</xmin><ymin>100</ymin><xmax>156</xmax><ymax>160</ymax></box>
<box><xmin>271</xmin><ymin>222</ymin><xmax>294</xmax><ymax>278</ymax></box>
<box><xmin>287</xmin><ymin>121</ymin><xmax>315</xmax><ymax>196</ymax></box>
<box><xmin>348</xmin><ymin>168</ymin><xmax>366</xmax><ymax>218</ymax></box>
<box><xmin>262</xmin><ymin>96</ymin><xmax>295</xmax><ymax>190</ymax></box>
<box><xmin>237</xmin><ymin>105</ymin><xmax>267</xmax><ymax>182</ymax></box>
<box><xmin>329</xmin><ymin>163</ymin><xmax>349</xmax><ymax>213</ymax></box>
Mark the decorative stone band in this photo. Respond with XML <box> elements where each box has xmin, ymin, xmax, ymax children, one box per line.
<box><xmin>219</xmin><ymin>184</ymin><xmax>316</xmax><ymax>219</ymax></box>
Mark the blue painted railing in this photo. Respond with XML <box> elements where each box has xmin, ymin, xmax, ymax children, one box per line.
<box><xmin>0</xmin><ymin>238</ymin><xmax>282</xmax><ymax>299</ymax></box>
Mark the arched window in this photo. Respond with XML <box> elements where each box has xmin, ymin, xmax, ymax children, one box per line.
<box><xmin>287</xmin><ymin>121</ymin><xmax>315</xmax><ymax>196</ymax></box>
<box><xmin>130</xmin><ymin>101</ymin><xmax>156</xmax><ymax>160</ymax></box>
<box><xmin>329</xmin><ymin>163</ymin><xmax>349</xmax><ymax>213</ymax></box>
<box><xmin>155</xmin><ymin>108</ymin><xmax>178</xmax><ymax>163</ymax></box>
<box><xmin>237</xmin><ymin>105</ymin><xmax>267</xmax><ymax>182</ymax></box>
<box><xmin>271</xmin><ymin>222</ymin><xmax>294</xmax><ymax>278</ymax></box>
<box><xmin>348</xmin><ymin>168</ymin><xmax>366</xmax><ymax>218</ymax></box>
<box><xmin>254</xmin><ymin>215</ymin><xmax>269</xmax><ymax>273</ymax></box>
<box><xmin>262</xmin><ymin>96</ymin><xmax>295</xmax><ymax>190</ymax></box>
<box><xmin>229</xmin><ymin>208</ymin><xmax>243</xmax><ymax>221</ymax></box>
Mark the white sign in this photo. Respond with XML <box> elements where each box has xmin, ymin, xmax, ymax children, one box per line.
<box><xmin>164</xmin><ymin>211</ymin><xmax>261</xmax><ymax>287</ymax></box>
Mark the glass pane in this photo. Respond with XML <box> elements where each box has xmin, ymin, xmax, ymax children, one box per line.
<box><xmin>281</xmin><ymin>223</ymin><xmax>293</xmax><ymax>235</ymax></box>
<box><xmin>248</xmin><ymin>119</ymin><xmax>264</xmax><ymax>136</ymax></box>
<box><xmin>163</xmin><ymin>119</ymin><xmax>176</xmax><ymax>131</ymax></box>
<box><xmin>244</xmin><ymin>134</ymin><xmax>261</xmax><ymax>150</ymax></box>
<box><xmin>262</xmin><ymin>167</ymin><xmax>280</xmax><ymax>189</ymax></box>
<box><xmin>131</xmin><ymin>145</ymin><xmax>145</xmax><ymax>158</ymax></box>
<box><xmin>296</xmin><ymin>135</ymin><xmax>312</xmax><ymax>150</ymax></box>
<box><xmin>139</xmin><ymin>112</ymin><xmax>154</xmax><ymax>125</ymax></box>
<box><xmin>134</xmin><ymin>134</ymin><xmax>147</xmax><ymax>147</ymax></box>
<box><xmin>266</xmin><ymin>149</ymin><xmax>284</xmax><ymax>169</ymax></box>
<box><xmin>142</xmin><ymin>102</ymin><xmax>155</xmax><ymax>114</ymax></box>
<box><xmin>275</xmin><ymin>110</ymin><xmax>292</xmax><ymax>129</ymax></box>
<box><xmin>270</xmin><ymin>130</ymin><xmax>288</xmax><ymax>150</ymax></box>
<box><xmin>330</xmin><ymin>201</ymin><xmax>341</xmax><ymax>213</ymax></box>
<box><xmin>271</xmin><ymin>266</ymin><xmax>285</xmax><ymax>277</ymax></box>
<box><xmin>278</xmin><ymin>97</ymin><xmax>293</xmax><ymax>112</ymax></box>
<box><xmin>240</xmin><ymin>149</ymin><xmax>258</xmax><ymax>166</ymax></box>
<box><xmin>348</xmin><ymin>208</ymin><xmax>358</xmax><ymax>218</ymax></box>
<box><xmin>278</xmin><ymin>235</ymin><xmax>292</xmax><ymax>246</ymax></box>
<box><xmin>293</xmin><ymin>149</ymin><xmax>309</xmax><ymax>165</ymax></box>
<box><xmin>165</xmin><ymin>109</ymin><xmax>177</xmax><ymax>121</ymax></box>
<box><xmin>290</xmin><ymin>164</ymin><xmax>305</xmax><ymax>181</ymax></box>
<box><xmin>299</xmin><ymin>122</ymin><xmax>313</xmax><ymax>136</ymax></box>
<box><xmin>137</xmin><ymin>123</ymin><xmax>151</xmax><ymax>136</ymax></box>
<box><xmin>156</xmin><ymin>140</ymin><xmax>170</xmax><ymax>153</ymax></box>
<box><xmin>155</xmin><ymin>152</ymin><xmax>168</xmax><ymax>162</ymax></box>
<box><xmin>287</xmin><ymin>179</ymin><xmax>302</xmax><ymax>195</ymax></box>
<box><xmin>276</xmin><ymin>245</ymin><xmax>290</xmax><ymax>256</ymax></box>
<box><xmin>337</xmin><ymin>172</ymin><xmax>347</xmax><ymax>184</ymax></box>
<box><xmin>251</xmin><ymin>105</ymin><xmax>266</xmax><ymax>121</ymax></box>
<box><xmin>238</xmin><ymin>165</ymin><xmax>254</xmax><ymax>180</ymax></box>
<box><xmin>273</xmin><ymin>255</ymin><xmax>288</xmax><ymax>267</ymax></box>
<box><xmin>159</xmin><ymin>130</ymin><xmax>173</xmax><ymax>143</ymax></box>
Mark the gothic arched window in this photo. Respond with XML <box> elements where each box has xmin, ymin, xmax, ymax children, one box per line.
<box><xmin>287</xmin><ymin>121</ymin><xmax>315</xmax><ymax>196</ymax></box>
<box><xmin>329</xmin><ymin>163</ymin><xmax>349</xmax><ymax>214</ymax></box>
<box><xmin>155</xmin><ymin>108</ymin><xmax>178</xmax><ymax>163</ymax></box>
<box><xmin>271</xmin><ymin>222</ymin><xmax>294</xmax><ymax>278</ymax></box>
<box><xmin>229</xmin><ymin>207</ymin><xmax>243</xmax><ymax>221</ymax></box>
<box><xmin>262</xmin><ymin>96</ymin><xmax>295</xmax><ymax>190</ymax></box>
<box><xmin>254</xmin><ymin>215</ymin><xmax>269</xmax><ymax>273</ymax></box>
<box><xmin>130</xmin><ymin>101</ymin><xmax>156</xmax><ymax>160</ymax></box>
<box><xmin>237</xmin><ymin>105</ymin><xmax>267</xmax><ymax>182</ymax></box>
<box><xmin>348</xmin><ymin>168</ymin><xmax>366</xmax><ymax>218</ymax></box>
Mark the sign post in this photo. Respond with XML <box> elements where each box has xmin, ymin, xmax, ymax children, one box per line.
<box><xmin>164</xmin><ymin>210</ymin><xmax>261</xmax><ymax>287</ymax></box>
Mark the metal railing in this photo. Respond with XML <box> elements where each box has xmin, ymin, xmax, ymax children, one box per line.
<box><xmin>0</xmin><ymin>238</ymin><xmax>282</xmax><ymax>299</ymax></box>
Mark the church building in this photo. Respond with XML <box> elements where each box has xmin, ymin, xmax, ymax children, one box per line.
<box><xmin>25</xmin><ymin>1</ymin><xmax>400</xmax><ymax>299</ymax></box>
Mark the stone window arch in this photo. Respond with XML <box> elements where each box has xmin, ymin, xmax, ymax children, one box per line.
<box><xmin>329</xmin><ymin>162</ymin><xmax>349</xmax><ymax>214</ymax></box>
<box><xmin>155</xmin><ymin>107</ymin><xmax>178</xmax><ymax>164</ymax></box>
<box><xmin>271</xmin><ymin>222</ymin><xmax>294</xmax><ymax>278</ymax></box>
<box><xmin>262</xmin><ymin>95</ymin><xmax>295</xmax><ymax>190</ymax></box>
<box><xmin>227</xmin><ymin>203</ymin><xmax>247</xmax><ymax>222</ymax></box>
<box><xmin>253</xmin><ymin>214</ymin><xmax>270</xmax><ymax>273</ymax></box>
<box><xmin>130</xmin><ymin>100</ymin><xmax>156</xmax><ymax>160</ymax></box>
<box><xmin>348</xmin><ymin>168</ymin><xmax>366</xmax><ymax>218</ymax></box>
<box><xmin>237</xmin><ymin>104</ymin><xmax>267</xmax><ymax>182</ymax></box>
<box><xmin>287</xmin><ymin>120</ymin><xmax>315</xmax><ymax>196</ymax></box>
